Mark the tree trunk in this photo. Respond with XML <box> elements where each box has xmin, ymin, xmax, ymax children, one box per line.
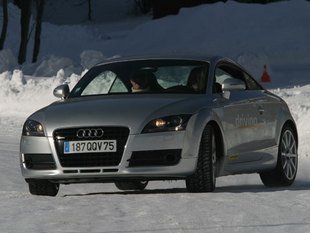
<box><xmin>0</xmin><ymin>0</ymin><xmax>8</xmax><ymax>50</ymax></box>
<box><xmin>32</xmin><ymin>0</ymin><xmax>44</xmax><ymax>63</ymax></box>
<box><xmin>151</xmin><ymin>0</ymin><xmax>180</xmax><ymax>19</ymax></box>
<box><xmin>88</xmin><ymin>0</ymin><xmax>92</xmax><ymax>21</ymax></box>
<box><xmin>18</xmin><ymin>0</ymin><xmax>32</xmax><ymax>65</ymax></box>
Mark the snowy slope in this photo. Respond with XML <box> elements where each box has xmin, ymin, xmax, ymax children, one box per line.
<box><xmin>1</xmin><ymin>1</ymin><xmax>310</xmax><ymax>232</ymax></box>
<box><xmin>1</xmin><ymin>0</ymin><xmax>310</xmax><ymax>80</ymax></box>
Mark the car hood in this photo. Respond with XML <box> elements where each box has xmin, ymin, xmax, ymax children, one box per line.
<box><xmin>31</xmin><ymin>94</ymin><xmax>211</xmax><ymax>136</ymax></box>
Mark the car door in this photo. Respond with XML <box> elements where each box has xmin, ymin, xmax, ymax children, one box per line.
<box><xmin>212</xmin><ymin>62</ymin><xmax>266</xmax><ymax>164</ymax></box>
<box><xmin>243</xmin><ymin>71</ymin><xmax>280</xmax><ymax>150</ymax></box>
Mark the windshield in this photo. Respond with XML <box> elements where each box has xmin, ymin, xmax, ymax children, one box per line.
<box><xmin>69</xmin><ymin>59</ymin><xmax>209</xmax><ymax>98</ymax></box>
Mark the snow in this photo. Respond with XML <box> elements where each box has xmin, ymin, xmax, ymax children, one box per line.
<box><xmin>1</xmin><ymin>0</ymin><xmax>310</xmax><ymax>232</ymax></box>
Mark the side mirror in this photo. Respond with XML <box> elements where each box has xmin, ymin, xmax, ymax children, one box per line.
<box><xmin>221</xmin><ymin>78</ymin><xmax>246</xmax><ymax>92</ymax></box>
<box><xmin>53</xmin><ymin>84</ymin><xmax>70</xmax><ymax>99</ymax></box>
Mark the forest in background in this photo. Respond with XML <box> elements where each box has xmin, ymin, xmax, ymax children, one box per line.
<box><xmin>0</xmin><ymin>0</ymin><xmax>305</xmax><ymax>66</ymax></box>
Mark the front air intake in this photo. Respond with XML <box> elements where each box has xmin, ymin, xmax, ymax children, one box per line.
<box><xmin>129</xmin><ymin>149</ymin><xmax>182</xmax><ymax>167</ymax></box>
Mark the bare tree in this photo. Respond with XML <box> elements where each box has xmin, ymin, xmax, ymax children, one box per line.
<box><xmin>0</xmin><ymin>0</ymin><xmax>8</xmax><ymax>50</ymax></box>
<box><xmin>135</xmin><ymin>0</ymin><xmax>152</xmax><ymax>14</ymax></box>
<box><xmin>18</xmin><ymin>0</ymin><xmax>32</xmax><ymax>64</ymax></box>
<box><xmin>32</xmin><ymin>0</ymin><xmax>44</xmax><ymax>63</ymax></box>
<box><xmin>87</xmin><ymin>0</ymin><xmax>91</xmax><ymax>21</ymax></box>
<box><xmin>75</xmin><ymin>0</ymin><xmax>92</xmax><ymax>21</ymax></box>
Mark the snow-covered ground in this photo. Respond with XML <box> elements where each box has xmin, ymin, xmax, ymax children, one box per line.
<box><xmin>1</xmin><ymin>0</ymin><xmax>310</xmax><ymax>232</ymax></box>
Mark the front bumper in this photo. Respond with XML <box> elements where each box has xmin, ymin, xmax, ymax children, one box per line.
<box><xmin>20</xmin><ymin>130</ymin><xmax>198</xmax><ymax>183</ymax></box>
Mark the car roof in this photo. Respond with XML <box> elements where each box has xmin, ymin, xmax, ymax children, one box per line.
<box><xmin>95</xmin><ymin>53</ymin><xmax>227</xmax><ymax>66</ymax></box>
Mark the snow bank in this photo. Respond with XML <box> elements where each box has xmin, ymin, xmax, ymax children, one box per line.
<box><xmin>80</xmin><ymin>50</ymin><xmax>106</xmax><ymax>69</ymax></box>
<box><xmin>0</xmin><ymin>70</ymin><xmax>80</xmax><ymax>117</ymax></box>
<box><xmin>1</xmin><ymin>1</ymin><xmax>309</xmax><ymax>81</ymax></box>
<box><xmin>33</xmin><ymin>55</ymin><xmax>76</xmax><ymax>77</ymax></box>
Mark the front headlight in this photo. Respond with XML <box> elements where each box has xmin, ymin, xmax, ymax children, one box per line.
<box><xmin>22</xmin><ymin>120</ymin><xmax>45</xmax><ymax>136</ymax></box>
<box><xmin>142</xmin><ymin>115</ymin><xmax>191</xmax><ymax>133</ymax></box>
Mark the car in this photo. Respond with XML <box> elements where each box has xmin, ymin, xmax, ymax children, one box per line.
<box><xmin>20</xmin><ymin>55</ymin><xmax>298</xmax><ymax>196</ymax></box>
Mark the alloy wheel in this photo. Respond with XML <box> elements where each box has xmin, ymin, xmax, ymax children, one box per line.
<box><xmin>281</xmin><ymin>130</ymin><xmax>297</xmax><ymax>180</ymax></box>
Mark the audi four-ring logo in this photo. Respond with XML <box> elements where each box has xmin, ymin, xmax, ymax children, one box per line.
<box><xmin>76</xmin><ymin>129</ymin><xmax>104</xmax><ymax>139</ymax></box>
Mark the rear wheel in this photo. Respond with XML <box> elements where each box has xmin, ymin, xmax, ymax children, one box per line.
<box><xmin>186</xmin><ymin>125</ymin><xmax>216</xmax><ymax>192</ymax></box>
<box><xmin>27</xmin><ymin>179</ymin><xmax>59</xmax><ymax>196</ymax></box>
<box><xmin>260</xmin><ymin>126</ymin><xmax>298</xmax><ymax>187</ymax></box>
<box><xmin>115</xmin><ymin>181</ymin><xmax>148</xmax><ymax>191</ymax></box>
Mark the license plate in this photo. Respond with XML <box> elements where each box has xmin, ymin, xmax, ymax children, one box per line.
<box><xmin>63</xmin><ymin>140</ymin><xmax>117</xmax><ymax>154</ymax></box>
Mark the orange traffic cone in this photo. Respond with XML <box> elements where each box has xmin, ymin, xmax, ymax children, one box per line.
<box><xmin>261</xmin><ymin>64</ymin><xmax>271</xmax><ymax>83</ymax></box>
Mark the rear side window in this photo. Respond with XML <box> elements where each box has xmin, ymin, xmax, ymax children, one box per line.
<box><xmin>214</xmin><ymin>64</ymin><xmax>246</xmax><ymax>93</ymax></box>
<box><xmin>214</xmin><ymin>63</ymin><xmax>262</xmax><ymax>92</ymax></box>
<box><xmin>243</xmin><ymin>72</ymin><xmax>262</xmax><ymax>90</ymax></box>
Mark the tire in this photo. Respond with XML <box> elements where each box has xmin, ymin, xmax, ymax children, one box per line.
<box><xmin>27</xmin><ymin>179</ymin><xmax>59</xmax><ymax>196</ymax></box>
<box><xmin>186</xmin><ymin>125</ymin><xmax>216</xmax><ymax>192</ymax></box>
<box><xmin>260</xmin><ymin>126</ymin><xmax>298</xmax><ymax>187</ymax></box>
<box><xmin>115</xmin><ymin>181</ymin><xmax>148</xmax><ymax>191</ymax></box>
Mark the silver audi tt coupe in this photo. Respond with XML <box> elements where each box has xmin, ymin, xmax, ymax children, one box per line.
<box><xmin>20</xmin><ymin>55</ymin><xmax>298</xmax><ymax>196</ymax></box>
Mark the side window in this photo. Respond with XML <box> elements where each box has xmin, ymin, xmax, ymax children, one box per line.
<box><xmin>81</xmin><ymin>71</ymin><xmax>116</xmax><ymax>96</ymax></box>
<box><xmin>81</xmin><ymin>71</ymin><xmax>128</xmax><ymax>95</ymax></box>
<box><xmin>110</xmin><ymin>77</ymin><xmax>128</xmax><ymax>93</ymax></box>
<box><xmin>214</xmin><ymin>64</ymin><xmax>246</xmax><ymax>93</ymax></box>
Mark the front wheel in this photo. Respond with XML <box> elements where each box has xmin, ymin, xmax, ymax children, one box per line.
<box><xmin>186</xmin><ymin>125</ymin><xmax>217</xmax><ymax>192</ymax></box>
<box><xmin>260</xmin><ymin>126</ymin><xmax>298</xmax><ymax>187</ymax></box>
<box><xmin>115</xmin><ymin>181</ymin><xmax>148</xmax><ymax>191</ymax></box>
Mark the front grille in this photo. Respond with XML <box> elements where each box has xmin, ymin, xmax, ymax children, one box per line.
<box><xmin>129</xmin><ymin>149</ymin><xmax>182</xmax><ymax>167</ymax></box>
<box><xmin>54</xmin><ymin>127</ymin><xmax>129</xmax><ymax>167</ymax></box>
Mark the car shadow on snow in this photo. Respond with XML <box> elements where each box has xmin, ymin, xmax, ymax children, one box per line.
<box><xmin>62</xmin><ymin>180</ymin><xmax>310</xmax><ymax>197</ymax></box>
<box><xmin>215</xmin><ymin>180</ymin><xmax>310</xmax><ymax>193</ymax></box>
<box><xmin>62</xmin><ymin>188</ymin><xmax>189</xmax><ymax>197</ymax></box>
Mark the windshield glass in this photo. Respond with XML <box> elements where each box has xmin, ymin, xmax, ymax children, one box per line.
<box><xmin>69</xmin><ymin>59</ymin><xmax>209</xmax><ymax>98</ymax></box>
